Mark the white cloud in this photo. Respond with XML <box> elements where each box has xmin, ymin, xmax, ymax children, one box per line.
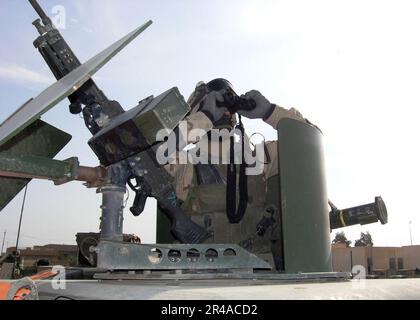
<box><xmin>0</xmin><ymin>64</ymin><xmax>53</xmax><ymax>86</ymax></box>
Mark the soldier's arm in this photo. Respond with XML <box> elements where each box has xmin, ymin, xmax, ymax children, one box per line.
<box><xmin>164</xmin><ymin>163</ymin><xmax>194</xmax><ymax>202</ymax></box>
<box><xmin>264</xmin><ymin>105</ymin><xmax>306</xmax><ymax>130</ymax></box>
<box><xmin>163</xmin><ymin>95</ymin><xmax>215</xmax><ymax>201</ymax></box>
<box><xmin>239</xmin><ymin>91</ymin><xmax>308</xmax><ymax>178</ymax></box>
<box><xmin>178</xmin><ymin>111</ymin><xmax>213</xmax><ymax>145</ymax></box>
<box><xmin>239</xmin><ymin>90</ymin><xmax>307</xmax><ymax>129</ymax></box>
<box><xmin>163</xmin><ymin>111</ymin><xmax>211</xmax><ymax>200</ymax></box>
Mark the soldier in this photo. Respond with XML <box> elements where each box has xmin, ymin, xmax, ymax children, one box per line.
<box><xmin>159</xmin><ymin>79</ymin><xmax>309</xmax><ymax>270</ymax></box>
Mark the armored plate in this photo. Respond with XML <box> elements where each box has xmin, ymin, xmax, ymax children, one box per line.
<box><xmin>88</xmin><ymin>87</ymin><xmax>190</xmax><ymax>165</ymax></box>
<box><xmin>95</xmin><ymin>241</ymin><xmax>272</xmax><ymax>271</ymax></box>
<box><xmin>277</xmin><ymin>118</ymin><xmax>332</xmax><ymax>273</ymax></box>
<box><xmin>32</xmin><ymin>277</ymin><xmax>420</xmax><ymax>300</ymax></box>
<box><xmin>134</xmin><ymin>88</ymin><xmax>190</xmax><ymax>144</ymax></box>
<box><xmin>0</xmin><ymin>20</ymin><xmax>152</xmax><ymax>145</ymax></box>
<box><xmin>0</xmin><ymin>120</ymin><xmax>71</xmax><ymax>211</ymax></box>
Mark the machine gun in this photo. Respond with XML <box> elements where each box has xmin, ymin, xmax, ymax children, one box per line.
<box><xmin>0</xmin><ymin>0</ymin><xmax>211</xmax><ymax>244</ymax></box>
<box><xmin>29</xmin><ymin>0</ymin><xmax>124</xmax><ymax>134</ymax></box>
<box><xmin>86</xmin><ymin>87</ymin><xmax>212</xmax><ymax>243</ymax></box>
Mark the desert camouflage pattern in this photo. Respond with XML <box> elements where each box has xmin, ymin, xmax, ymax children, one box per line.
<box><xmin>164</xmin><ymin>105</ymin><xmax>305</xmax><ymax>198</ymax></box>
<box><xmin>162</xmin><ymin>102</ymin><xmax>306</xmax><ymax>268</ymax></box>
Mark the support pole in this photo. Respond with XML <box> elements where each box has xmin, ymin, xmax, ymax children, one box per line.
<box><xmin>98</xmin><ymin>186</ymin><xmax>126</xmax><ymax>242</ymax></box>
<box><xmin>15</xmin><ymin>186</ymin><xmax>28</xmax><ymax>252</ymax></box>
<box><xmin>14</xmin><ymin>185</ymin><xmax>28</xmax><ymax>277</ymax></box>
<box><xmin>1</xmin><ymin>230</ymin><xmax>6</xmax><ymax>256</ymax></box>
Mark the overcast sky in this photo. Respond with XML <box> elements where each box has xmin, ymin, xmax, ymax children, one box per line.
<box><xmin>0</xmin><ymin>0</ymin><xmax>419</xmax><ymax>249</ymax></box>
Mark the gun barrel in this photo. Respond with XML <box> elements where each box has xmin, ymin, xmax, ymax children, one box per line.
<box><xmin>29</xmin><ymin>0</ymin><xmax>52</xmax><ymax>26</ymax></box>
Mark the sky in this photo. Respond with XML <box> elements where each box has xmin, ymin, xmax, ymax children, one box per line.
<box><xmin>0</xmin><ymin>0</ymin><xmax>419</xmax><ymax>249</ymax></box>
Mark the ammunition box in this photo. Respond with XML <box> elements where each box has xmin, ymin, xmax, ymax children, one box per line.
<box><xmin>88</xmin><ymin>87</ymin><xmax>190</xmax><ymax>166</ymax></box>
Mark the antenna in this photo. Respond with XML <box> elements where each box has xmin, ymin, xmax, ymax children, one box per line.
<box><xmin>15</xmin><ymin>186</ymin><xmax>28</xmax><ymax>253</ymax></box>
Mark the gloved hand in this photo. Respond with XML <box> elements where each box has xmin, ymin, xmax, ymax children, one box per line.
<box><xmin>198</xmin><ymin>91</ymin><xmax>230</xmax><ymax>123</ymax></box>
<box><xmin>239</xmin><ymin>90</ymin><xmax>276</xmax><ymax>120</ymax></box>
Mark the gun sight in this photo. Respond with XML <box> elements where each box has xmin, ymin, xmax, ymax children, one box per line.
<box><xmin>29</xmin><ymin>0</ymin><xmax>52</xmax><ymax>27</ymax></box>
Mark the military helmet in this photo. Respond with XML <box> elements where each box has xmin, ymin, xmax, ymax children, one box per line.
<box><xmin>206</xmin><ymin>78</ymin><xmax>238</xmax><ymax>129</ymax></box>
<box><xmin>206</xmin><ymin>78</ymin><xmax>234</xmax><ymax>92</ymax></box>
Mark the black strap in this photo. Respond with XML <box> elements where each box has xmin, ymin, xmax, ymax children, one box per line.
<box><xmin>226</xmin><ymin>116</ymin><xmax>248</xmax><ymax>224</ymax></box>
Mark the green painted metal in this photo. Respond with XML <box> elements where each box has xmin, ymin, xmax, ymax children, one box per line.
<box><xmin>0</xmin><ymin>120</ymin><xmax>71</xmax><ymax>212</ymax></box>
<box><xmin>133</xmin><ymin>88</ymin><xmax>191</xmax><ymax>145</ymax></box>
<box><xmin>156</xmin><ymin>207</ymin><xmax>175</xmax><ymax>244</ymax></box>
<box><xmin>277</xmin><ymin>118</ymin><xmax>332</xmax><ymax>273</ymax></box>
<box><xmin>0</xmin><ymin>153</ymin><xmax>74</xmax><ymax>180</ymax></box>
<box><xmin>96</xmin><ymin>241</ymin><xmax>272</xmax><ymax>271</ymax></box>
<box><xmin>88</xmin><ymin>87</ymin><xmax>190</xmax><ymax>166</ymax></box>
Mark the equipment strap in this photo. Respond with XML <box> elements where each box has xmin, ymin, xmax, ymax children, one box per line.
<box><xmin>226</xmin><ymin>116</ymin><xmax>248</xmax><ymax>224</ymax></box>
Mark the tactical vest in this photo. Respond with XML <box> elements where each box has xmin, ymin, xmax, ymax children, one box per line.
<box><xmin>157</xmin><ymin>163</ymin><xmax>283</xmax><ymax>270</ymax></box>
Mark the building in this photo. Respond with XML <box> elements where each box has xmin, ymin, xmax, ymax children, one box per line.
<box><xmin>332</xmin><ymin>244</ymin><xmax>420</xmax><ymax>277</ymax></box>
<box><xmin>4</xmin><ymin>244</ymin><xmax>78</xmax><ymax>268</ymax></box>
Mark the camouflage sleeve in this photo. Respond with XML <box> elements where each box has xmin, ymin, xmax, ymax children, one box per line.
<box><xmin>163</xmin><ymin>111</ymin><xmax>212</xmax><ymax>201</ymax></box>
<box><xmin>262</xmin><ymin>106</ymin><xmax>305</xmax><ymax>178</ymax></box>
<box><xmin>264</xmin><ymin>105</ymin><xmax>305</xmax><ymax>130</ymax></box>
<box><xmin>164</xmin><ymin>163</ymin><xmax>194</xmax><ymax>202</ymax></box>
<box><xmin>179</xmin><ymin>111</ymin><xmax>213</xmax><ymax>144</ymax></box>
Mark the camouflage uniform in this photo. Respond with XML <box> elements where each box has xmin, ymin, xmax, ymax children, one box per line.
<box><xmin>164</xmin><ymin>106</ymin><xmax>305</xmax><ymax>200</ymax></box>
<box><xmin>160</xmin><ymin>101</ymin><xmax>306</xmax><ymax>269</ymax></box>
